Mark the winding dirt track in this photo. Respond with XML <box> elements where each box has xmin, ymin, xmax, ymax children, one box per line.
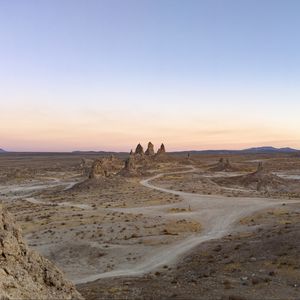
<box><xmin>74</xmin><ymin>168</ymin><xmax>295</xmax><ymax>284</ymax></box>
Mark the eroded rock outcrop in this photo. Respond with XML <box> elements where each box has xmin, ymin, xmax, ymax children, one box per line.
<box><xmin>118</xmin><ymin>155</ymin><xmax>140</xmax><ymax>177</ymax></box>
<box><xmin>89</xmin><ymin>159</ymin><xmax>108</xmax><ymax>179</ymax></box>
<box><xmin>0</xmin><ymin>204</ymin><xmax>83</xmax><ymax>300</ymax></box>
<box><xmin>213</xmin><ymin>162</ymin><xmax>287</xmax><ymax>192</ymax></box>
<box><xmin>135</xmin><ymin>143</ymin><xmax>144</xmax><ymax>156</ymax></box>
<box><xmin>156</xmin><ymin>143</ymin><xmax>166</xmax><ymax>155</ymax></box>
<box><xmin>88</xmin><ymin>156</ymin><xmax>122</xmax><ymax>179</ymax></box>
<box><xmin>145</xmin><ymin>142</ymin><xmax>155</xmax><ymax>156</ymax></box>
<box><xmin>208</xmin><ymin>158</ymin><xmax>237</xmax><ymax>172</ymax></box>
<box><xmin>124</xmin><ymin>156</ymin><xmax>136</xmax><ymax>171</ymax></box>
<box><xmin>248</xmin><ymin>162</ymin><xmax>285</xmax><ymax>191</ymax></box>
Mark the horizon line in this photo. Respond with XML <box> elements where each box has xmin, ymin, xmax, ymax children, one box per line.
<box><xmin>1</xmin><ymin>145</ymin><xmax>299</xmax><ymax>154</ymax></box>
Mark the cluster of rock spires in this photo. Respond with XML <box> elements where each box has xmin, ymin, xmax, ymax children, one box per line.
<box><xmin>0</xmin><ymin>204</ymin><xmax>82</xmax><ymax>299</ymax></box>
<box><xmin>118</xmin><ymin>142</ymin><xmax>167</xmax><ymax>176</ymax></box>
<box><xmin>132</xmin><ymin>142</ymin><xmax>166</xmax><ymax>157</ymax></box>
<box><xmin>86</xmin><ymin>142</ymin><xmax>167</xmax><ymax>180</ymax></box>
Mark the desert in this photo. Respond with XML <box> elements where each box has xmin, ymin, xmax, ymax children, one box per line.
<box><xmin>1</xmin><ymin>145</ymin><xmax>300</xmax><ymax>299</ymax></box>
<box><xmin>1</xmin><ymin>1</ymin><xmax>300</xmax><ymax>299</ymax></box>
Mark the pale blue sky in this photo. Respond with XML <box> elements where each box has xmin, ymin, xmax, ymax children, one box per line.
<box><xmin>0</xmin><ymin>0</ymin><xmax>299</xmax><ymax>151</ymax></box>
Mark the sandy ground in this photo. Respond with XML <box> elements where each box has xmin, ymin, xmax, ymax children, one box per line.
<box><xmin>1</xmin><ymin>152</ymin><xmax>300</xmax><ymax>299</ymax></box>
<box><xmin>78</xmin><ymin>202</ymin><xmax>300</xmax><ymax>300</ymax></box>
<box><xmin>75</xmin><ymin>168</ymin><xmax>299</xmax><ymax>284</ymax></box>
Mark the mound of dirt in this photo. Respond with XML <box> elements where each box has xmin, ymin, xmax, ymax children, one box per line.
<box><xmin>0</xmin><ymin>204</ymin><xmax>83</xmax><ymax>300</ymax></box>
<box><xmin>69</xmin><ymin>175</ymin><xmax>125</xmax><ymax>192</ymax></box>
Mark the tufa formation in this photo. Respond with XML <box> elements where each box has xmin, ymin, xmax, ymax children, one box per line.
<box><xmin>132</xmin><ymin>142</ymin><xmax>166</xmax><ymax>157</ymax></box>
<box><xmin>208</xmin><ymin>158</ymin><xmax>237</xmax><ymax>172</ymax></box>
<box><xmin>145</xmin><ymin>142</ymin><xmax>155</xmax><ymax>156</ymax></box>
<box><xmin>135</xmin><ymin>143</ymin><xmax>144</xmax><ymax>156</ymax></box>
<box><xmin>156</xmin><ymin>143</ymin><xmax>166</xmax><ymax>155</ymax></box>
<box><xmin>89</xmin><ymin>159</ymin><xmax>109</xmax><ymax>179</ymax></box>
<box><xmin>89</xmin><ymin>156</ymin><xmax>122</xmax><ymax>179</ymax></box>
<box><xmin>118</xmin><ymin>155</ymin><xmax>140</xmax><ymax>177</ymax></box>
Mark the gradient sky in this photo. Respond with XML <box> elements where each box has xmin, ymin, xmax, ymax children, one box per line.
<box><xmin>1</xmin><ymin>0</ymin><xmax>300</xmax><ymax>152</ymax></box>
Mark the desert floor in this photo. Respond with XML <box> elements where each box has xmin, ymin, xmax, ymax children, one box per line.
<box><xmin>1</xmin><ymin>152</ymin><xmax>300</xmax><ymax>299</ymax></box>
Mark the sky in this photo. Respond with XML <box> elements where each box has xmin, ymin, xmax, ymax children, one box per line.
<box><xmin>0</xmin><ymin>0</ymin><xmax>300</xmax><ymax>152</ymax></box>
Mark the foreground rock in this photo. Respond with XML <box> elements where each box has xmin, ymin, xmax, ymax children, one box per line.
<box><xmin>0</xmin><ymin>204</ymin><xmax>83</xmax><ymax>300</ymax></box>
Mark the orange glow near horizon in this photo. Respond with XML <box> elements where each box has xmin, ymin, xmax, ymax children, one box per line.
<box><xmin>1</xmin><ymin>82</ymin><xmax>300</xmax><ymax>152</ymax></box>
<box><xmin>1</xmin><ymin>109</ymin><xmax>300</xmax><ymax>152</ymax></box>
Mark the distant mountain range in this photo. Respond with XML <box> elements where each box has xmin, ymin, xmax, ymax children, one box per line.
<box><xmin>242</xmin><ymin>146</ymin><xmax>299</xmax><ymax>153</ymax></box>
<box><xmin>0</xmin><ymin>148</ymin><xmax>6</xmax><ymax>153</ymax></box>
<box><xmin>172</xmin><ymin>146</ymin><xmax>300</xmax><ymax>155</ymax></box>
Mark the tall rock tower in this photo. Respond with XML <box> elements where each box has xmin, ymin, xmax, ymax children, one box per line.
<box><xmin>145</xmin><ymin>142</ymin><xmax>155</xmax><ymax>156</ymax></box>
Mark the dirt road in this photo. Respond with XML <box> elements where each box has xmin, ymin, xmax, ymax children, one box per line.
<box><xmin>75</xmin><ymin>168</ymin><xmax>294</xmax><ymax>284</ymax></box>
